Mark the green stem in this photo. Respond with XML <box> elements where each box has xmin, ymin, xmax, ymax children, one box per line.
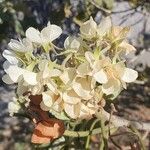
<box><xmin>85</xmin><ymin>119</ymin><xmax>100</xmax><ymax>149</ymax></box>
<box><xmin>100</xmin><ymin>116</ymin><xmax>108</xmax><ymax>150</ymax></box>
<box><xmin>64</xmin><ymin>127</ymin><xmax>116</xmax><ymax>138</ymax></box>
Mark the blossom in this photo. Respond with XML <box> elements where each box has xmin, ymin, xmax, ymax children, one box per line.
<box><xmin>25</xmin><ymin>22</ymin><xmax>62</xmax><ymax>51</ymax></box>
<box><xmin>2</xmin><ymin>61</ymin><xmax>37</xmax><ymax>85</ymax></box>
<box><xmin>8</xmin><ymin>38</ymin><xmax>33</xmax><ymax>52</ymax></box>
<box><xmin>80</xmin><ymin>17</ymin><xmax>111</xmax><ymax>39</ymax></box>
<box><xmin>1</xmin><ymin>16</ymin><xmax>140</xmax><ymax>145</ymax></box>
<box><xmin>2</xmin><ymin>38</ymin><xmax>33</xmax><ymax>65</ymax></box>
<box><xmin>64</xmin><ymin>36</ymin><xmax>81</xmax><ymax>51</ymax></box>
<box><xmin>85</xmin><ymin>51</ymin><xmax>138</xmax><ymax>96</ymax></box>
<box><xmin>40</xmin><ymin>90</ymin><xmax>63</xmax><ymax>113</ymax></box>
<box><xmin>80</xmin><ymin>17</ymin><xmax>97</xmax><ymax>39</ymax></box>
<box><xmin>8</xmin><ymin>97</ymin><xmax>21</xmax><ymax>116</ymax></box>
<box><xmin>64</xmin><ymin>101</ymin><xmax>96</xmax><ymax>119</ymax></box>
<box><xmin>20</xmin><ymin>60</ymin><xmax>62</xmax><ymax>96</ymax></box>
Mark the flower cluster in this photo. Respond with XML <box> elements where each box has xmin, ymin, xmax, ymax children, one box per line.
<box><xmin>2</xmin><ymin>17</ymin><xmax>138</xmax><ymax>143</ymax></box>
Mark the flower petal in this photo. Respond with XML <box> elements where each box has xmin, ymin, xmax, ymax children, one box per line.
<box><xmin>3</xmin><ymin>61</ymin><xmax>24</xmax><ymax>83</ymax></box>
<box><xmin>42</xmin><ymin>91</ymin><xmax>54</xmax><ymax>108</ymax></box>
<box><xmin>60</xmin><ymin>68</ymin><xmax>76</xmax><ymax>84</ymax></box>
<box><xmin>102</xmin><ymin>78</ymin><xmax>121</xmax><ymax>96</ymax></box>
<box><xmin>93</xmin><ymin>69</ymin><xmax>108</xmax><ymax>84</ymax></box>
<box><xmin>85</xmin><ymin>51</ymin><xmax>95</xmax><ymax>66</ymax></box>
<box><xmin>119</xmin><ymin>41</ymin><xmax>136</xmax><ymax>55</ymax></box>
<box><xmin>41</xmin><ymin>24</ymin><xmax>62</xmax><ymax>42</ymax></box>
<box><xmin>80</xmin><ymin>17</ymin><xmax>97</xmax><ymax>39</ymax></box>
<box><xmin>2</xmin><ymin>74</ymin><xmax>14</xmax><ymax>84</ymax></box>
<box><xmin>64</xmin><ymin>36</ymin><xmax>81</xmax><ymax>50</ymax></box>
<box><xmin>72</xmin><ymin>77</ymin><xmax>93</xmax><ymax>100</ymax></box>
<box><xmin>2</xmin><ymin>50</ymin><xmax>18</xmax><ymax>64</ymax></box>
<box><xmin>64</xmin><ymin>103</ymin><xmax>80</xmax><ymax>119</ymax></box>
<box><xmin>97</xmin><ymin>16</ymin><xmax>111</xmax><ymax>37</ymax></box>
<box><xmin>26</xmin><ymin>27</ymin><xmax>41</xmax><ymax>44</ymax></box>
<box><xmin>121</xmin><ymin>68</ymin><xmax>138</xmax><ymax>83</ymax></box>
<box><xmin>23</xmin><ymin>71</ymin><xmax>37</xmax><ymax>85</ymax></box>
<box><xmin>63</xmin><ymin>89</ymin><xmax>81</xmax><ymax>104</ymax></box>
<box><xmin>77</xmin><ymin>62</ymin><xmax>91</xmax><ymax>76</ymax></box>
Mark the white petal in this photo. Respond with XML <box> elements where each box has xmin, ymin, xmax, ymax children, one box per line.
<box><xmin>63</xmin><ymin>89</ymin><xmax>81</xmax><ymax>104</ymax></box>
<box><xmin>41</xmin><ymin>24</ymin><xmax>62</xmax><ymax>42</ymax></box>
<box><xmin>121</xmin><ymin>68</ymin><xmax>138</xmax><ymax>83</ymax></box>
<box><xmin>94</xmin><ymin>69</ymin><xmax>108</xmax><ymax>84</ymax></box>
<box><xmin>97</xmin><ymin>16</ymin><xmax>112</xmax><ymax>36</ymax></box>
<box><xmin>17</xmin><ymin>80</ymin><xmax>28</xmax><ymax>96</ymax></box>
<box><xmin>60</xmin><ymin>68</ymin><xmax>76</xmax><ymax>84</ymax></box>
<box><xmin>119</xmin><ymin>41</ymin><xmax>136</xmax><ymax>55</ymax></box>
<box><xmin>47</xmin><ymin>81</ymin><xmax>58</xmax><ymax>95</ymax></box>
<box><xmin>64</xmin><ymin>36</ymin><xmax>80</xmax><ymax>50</ymax></box>
<box><xmin>102</xmin><ymin>78</ymin><xmax>121</xmax><ymax>95</ymax></box>
<box><xmin>23</xmin><ymin>71</ymin><xmax>37</xmax><ymax>85</ymax></box>
<box><xmin>2</xmin><ymin>50</ymin><xmax>18</xmax><ymax>64</ymax></box>
<box><xmin>72</xmin><ymin>77</ymin><xmax>92</xmax><ymax>100</ymax></box>
<box><xmin>77</xmin><ymin>62</ymin><xmax>91</xmax><ymax>76</ymax></box>
<box><xmin>80</xmin><ymin>17</ymin><xmax>97</xmax><ymax>39</ymax></box>
<box><xmin>3</xmin><ymin>61</ymin><xmax>24</xmax><ymax>83</ymax></box>
<box><xmin>42</xmin><ymin>91</ymin><xmax>54</xmax><ymax>108</ymax></box>
<box><xmin>2</xmin><ymin>74</ymin><xmax>14</xmax><ymax>84</ymax></box>
<box><xmin>64</xmin><ymin>103</ymin><xmax>80</xmax><ymax>119</ymax></box>
<box><xmin>8</xmin><ymin>39</ymin><xmax>23</xmax><ymax>51</ymax></box>
<box><xmin>22</xmin><ymin>38</ymin><xmax>33</xmax><ymax>51</ymax></box>
<box><xmin>25</xmin><ymin>27</ymin><xmax>41</xmax><ymax>43</ymax></box>
<box><xmin>49</xmin><ymin>69</ymin><xmax>62</xmax><ymax>77</ymax></box>
<box><xmin>79</xmin><ymin>103</ymin><xmax>95</xmax><ymax>119</ymax></box>
<box><xmin>8</xmin><ymin>39</ymin><xmax>33</xmax><ymax>52</ymax></box>
<box><xmin>8</xmin><ymin>100</ymin><xmax>20</xmax><ymax>116</ymax></box>
<box><xmin>85</xmin><ymin>51</ymin><xmax>95</xmax><ymax>66</ymax></box>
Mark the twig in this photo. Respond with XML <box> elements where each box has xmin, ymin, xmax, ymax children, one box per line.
<box><xmin>108</xmin><ymin>104</ymin><xmax>122</xmax><ymax>150</ymax></box>
<box><xmin>89</xmin><ymin>0</ymin><xmax>111</xmax><ymax>14</ymax></box>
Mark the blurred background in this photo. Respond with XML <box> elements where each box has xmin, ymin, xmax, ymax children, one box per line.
<box><xmin>0</xmin><ymin>0</ymin><xmax>150</xmax><ymax>149</ymax></box>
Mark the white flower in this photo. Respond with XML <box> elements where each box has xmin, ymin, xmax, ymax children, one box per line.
<box><xmin>29</xmin><ymin>61</ymin><xmax>61</xmax><ymax>95</ymax></box>
<box><xmin>2</xmin><ymin>50</ymin><xmax>18</xmax><ymax>65</ymax></box>
<box><xmin>80</xmin><ymin>17</ymin><xmax>97</xmax><ymax>39</ymax></box>
<box><xmin>97</xmin><ymin>16</ymin><xmax>112</xmax><ymax>37</ymax></box>
<box><xmin>25</xmin><ymin>22</ymin><xmax>62</xmax><ymax>47</ymax></box>
<box><xmin>60</xmin><ymin>68</ymin><xmax>76</xmax><ymax>84</ymax></box>
<box><xmin>2</xmin><ymin>38</ymin><xmax>33</xmax><ymax>65</ymax></box>
<box><xmin>40</xmin><ymin>90</ymin><xmax>63</xmax><ymax>112</ymax></box>
<box><xmin>8</xmin><ymin>38</ymin><xmax>33</xmax><ymax>52</ymax></box>
<box><xmin>64</xmin><ymin>36</ymin><xmax>81</xmax><ymax>51</ymax></box>
<box><xmin>72</xmin><ymin>76</ymin><xmax>95</xmax><ymax>100</ymax></box>
<box><xmin>64</xmin><ymin>101</ymin><xmax>96</xmax><ymax>119</ymax></box>
<box><xmin>80</xmin><ymin>17</ymin><xmax>111</xmax><ymax>39</ymax></box>
<box><xmin>2</xmin><ymin>61</ymin><xmax>37</xmax><ymax>85</ymax></box>
<box><xmin>64</xmin><ymin>102</ymin><xmax>80</xmax><ymax>119</ymax></box>
<box><xmin>85</xmin><ymin>52</ymin><xmax>138</xmax><ymax>96</ymax></box>
<box><xmin>118</xmin><ymin>41</ymin><xmax>136</xmax><ymax>55</ymax></box>
<box><xmin>8</xmin><ymin>97</ymin><xmax>21</xmax><ymax>116</ymax></box>
<box><xmin>63</xmin><ymin>89</ymin><xmax>81</xmax><ymax>105</ymax></box>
